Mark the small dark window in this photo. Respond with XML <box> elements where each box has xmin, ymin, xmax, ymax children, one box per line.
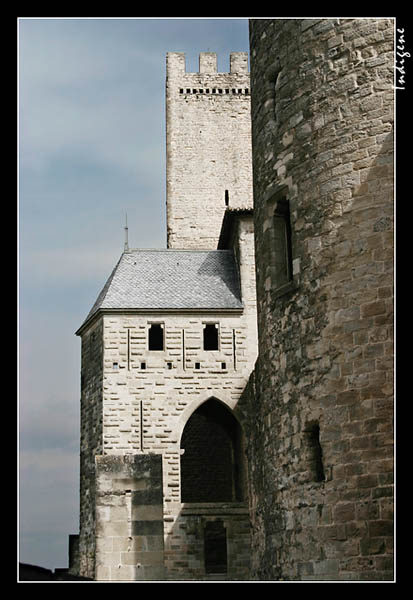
<box><xmin>305</xmin><ymin>422</ymin><xmax>325</xmax><ymax>483</ymax></box>
<box><xmin>225</xmin><ymin>190</ymin><xmax>229</xmax><ymax>207</ymax></box>
<box><xmin>203</xmin><ymin>324</ymin><xmax>219</xmax><ymax>351</ymax></box>
<box><xmin>141</xmin><ymin>361</ymin><xmax>146</xmax><ymax>370</ymax></box>
<box><xmin>112</xmin><ymin>362</ymin><xmax>119</xmax><ymax>370</ymax></box>
<box><xmin>167</xmin><ymin>362</ymin><xmax>173</xmax><ymax>370</ymax></box>
<box><xmin>273</xmin><ymin>198</ymin><xmax>293</xmax><ymax>288</ymax></box>
<box><xmin>195</xmin><ymin>362</ymin><xmax>201</xmax><ymax>370</ymax></box>
<box><xmin>204</xmin><ymin>520</ymin><xmax>227</xmax><ymax>575</ymax></box>
<box><xmin>148</xmin><ymin>324</ymin><xmax>164</xmax><ymax>351</ymax></box>
<box><xmin>221</xmin><ymin>362</ymin><xmax>226</xmax><ymax>370</ymax></box>
<box><xmin>179</xmin><ymin>88</ymin><xmax>183</xmax><ymax>94</ymax></box>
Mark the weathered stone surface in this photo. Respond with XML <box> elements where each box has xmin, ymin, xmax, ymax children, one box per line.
<box><xmin>239</xmin><ymin>18</ymin><xmax>394</xmax><ymax>581</ymax></box>
<box><xmin>166</xmin><ymin>52</ymin><xmax>253</xmax><ymax>249</ymax></box>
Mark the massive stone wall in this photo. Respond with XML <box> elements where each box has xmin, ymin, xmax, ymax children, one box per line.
<box><xmin>166</xmin><ymin>52</ymin><xmax>253</xmax><ymax>249</ymax></box>
<box><xmin>241</xmin><ymin>18</ymin><xmax>394</xmax><ymax>581</ymax></box>
<box><xmin>78</xmin><ymin>317</ymin><xmax>104</xmax><ymax>578</ymax></box>
<box><xmin>95</xmin><ymin>454</ymin><xmax>164</xmax><ymax>581</ymax></box>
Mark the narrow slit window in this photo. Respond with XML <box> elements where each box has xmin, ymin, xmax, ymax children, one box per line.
<box><xmin>148</xmin><ymin>323</ymin><xmax>164</xmax><ymax>351</ymax></box>
<box><xmin>225</xmin><ymin>190</ymin><xmax>229</xmax><ymax>207</ymax></box>
<box><xmin>195</xmin><ymin>362</ymin><xmax>201</xmax><ymax>370</ymax></box>
<box><xmin>141</xmin><ymin>361</ymin><xmax>146</xmax><ymax>370</ymax></box>
<box><xmin>273</xmin><ymin>197</ymin><xmax>293</xmax><ymax>288</ymax></box>
<box><xmin>305</xmin><ymin>422</ymin><xmax>325</xmax><ymax>483</ymax></box>
<box><xmin>203</xmin><ymin>324</ymin><xmax>219</xmax><ymax>351</ymax></box>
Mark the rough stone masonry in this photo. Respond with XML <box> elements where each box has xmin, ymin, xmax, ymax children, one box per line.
<box><xmin>238</xmin><ymin>18</ymin><xmax>394</xmax><ymax>581</ymax></box>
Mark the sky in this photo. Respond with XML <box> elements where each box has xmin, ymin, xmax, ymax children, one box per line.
<box><xmin>18</xmin><ymin>17</ymin><xmax>250</xmax><ymax>571</ymax></box>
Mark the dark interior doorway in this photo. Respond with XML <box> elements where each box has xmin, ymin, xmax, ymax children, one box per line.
<box><xmin>180</xmin><ymin>399</ymin><xmax>246</xmax><ymax>503</ymax></box>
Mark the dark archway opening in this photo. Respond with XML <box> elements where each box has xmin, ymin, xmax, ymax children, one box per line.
<box><xmin>180</xmin><ymin>399</ymin><xmax>246</xmax><ymax>503</ymax></box>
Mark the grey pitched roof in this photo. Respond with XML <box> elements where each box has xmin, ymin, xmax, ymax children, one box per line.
<box><xmin>77</xmin><ymin>249</ymin><xmax>243</xmax><ymax>332</ymax></box>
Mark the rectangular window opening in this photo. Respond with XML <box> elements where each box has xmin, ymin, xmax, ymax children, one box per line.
<box><xmin>148</xmin><ymin>323</ymin><xmax>164</xmax><ymax>351</ymax></box>
<box><xmin>204</xmin><ymin>521</ymin><xmax>227</xmax><ymax>575</ymax></box>
<box><xmin>203</xmin><ymin>323</ymin><xmax>219</xmax><ymax>351</ymax></box>
<box><xmin>273</xmin><ymin>197</ymin><xmax>293</xmax><ymax>288</ymax></box>
<box><xmin>195</xmin><ymin>362</ymin><xmax>201</xmax><ymax>370</ymax></box>
<box><xmin>225</xmin><ymin>190</ymin><xmax>229</xmax><ymax>207</ymax></box>
<box><xmin>141</xmin><ymin>361</ymin><xmax>146</xmax><ymax>370</ymax></box>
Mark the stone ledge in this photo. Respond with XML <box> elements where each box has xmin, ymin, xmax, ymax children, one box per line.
<box><xmin>181</xmin><ymin>502</ymin><xmax>249</xmax><ymax>515</ymax></box>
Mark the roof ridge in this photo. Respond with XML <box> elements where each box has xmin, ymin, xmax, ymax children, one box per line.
<box><xmin>124</xmin><ymin>248</ymin><xmax>232</xmax><ymax>253</ymax></box>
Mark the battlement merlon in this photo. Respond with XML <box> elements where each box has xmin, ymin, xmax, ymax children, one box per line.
<box><xmin>166</xmin><ymin>51</ymin><xmax>249</xmax><ymax>77</ymax></box>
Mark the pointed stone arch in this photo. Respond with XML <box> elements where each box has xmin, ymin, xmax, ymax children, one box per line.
<box><xmin>179</xmin><ymin>397</ymin><xmax>247</xmax><ymax>503</ymax></box>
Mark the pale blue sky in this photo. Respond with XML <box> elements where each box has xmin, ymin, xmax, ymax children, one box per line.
<box><xmin>18</xmin><ymin>17</ymin><xmax>250</xmax><ymax>571</ymax></box>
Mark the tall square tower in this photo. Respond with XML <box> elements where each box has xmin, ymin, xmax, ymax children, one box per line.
<box><xmin>166</xmin><ymin>52</ymin><xmax>253</xmax><ymax>249</ymax></box>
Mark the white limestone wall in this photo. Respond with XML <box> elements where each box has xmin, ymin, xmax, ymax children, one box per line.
<box><xmin>166</xmin><ymin>52</ymin><xmax>253</xmax><ymax>249</ymax></box>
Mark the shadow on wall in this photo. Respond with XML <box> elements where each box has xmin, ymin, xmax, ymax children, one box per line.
<box><xmin>19</xmin><ymin>563</ymin><xmax>92</xmax><ymax>581</ymax></box>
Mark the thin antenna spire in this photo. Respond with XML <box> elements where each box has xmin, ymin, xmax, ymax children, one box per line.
<box><xmin>124</xmin><ymin>212</ymin><xmax>129</xmax><ymax>251</ymax></box>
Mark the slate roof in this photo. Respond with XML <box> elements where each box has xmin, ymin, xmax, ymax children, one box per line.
<box><xmin>77</xmin><ymin>249</ymin><xmax>243</xmax><ymax>332</ymax></box>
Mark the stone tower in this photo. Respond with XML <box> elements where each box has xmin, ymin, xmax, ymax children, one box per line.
<box><xmin>73</xmin><ymin>52</ymin><xmax>257</xmax><ymax>581</ymax></box>
<box><xmin>239</xmin><ymin>18</ymin><xmax>394</xmax><ymax>580</ymax></box>
<box><xmin>166</xmin><ymin>51</ymin><xmax>253</xmax><ymax>249</ymax></box>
